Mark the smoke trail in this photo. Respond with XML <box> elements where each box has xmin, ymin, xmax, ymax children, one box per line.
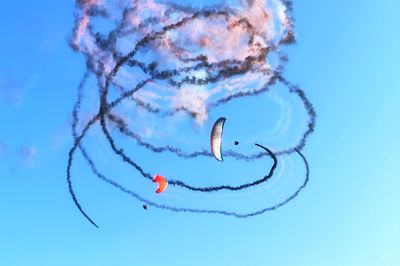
<box><xmin>68</xmin><ymin>70</ymin><xmax>99</xmax><ymax>228</ymax></box>
<box><xmin>78</xmin><ymin>139</ymin><xmax>309</xmax><ymax>224</ymax></box>
<box><xmin>107</xmin><ymin>74</ymin><xmax>315</xmax><ymax>160</ymax></box>
<box><xmin>168</xmin><ymin>143</ymin><xmax>278</xmax><ymax>192</ymax></box>
<box><xmin>69</xmin><ymin>83</ymin><xmax>304</xmax><ymax>226</ymax></box>
<box><xmin>67</xmin><ymin>0</ymin><xmax>315</xmax><ymax>227</ymax></box>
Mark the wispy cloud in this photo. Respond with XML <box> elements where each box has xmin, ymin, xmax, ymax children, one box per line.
<box><xmin>17</xmin><ymin>145</ymin><xmax>38</xmax><ymax>166</ymax></box>
<box><xmin>0</xmin><ymin>73</ymin><xmax>39</xmax><ymax>107</ymax></box>
<box><xmin>0</xmin><ymin>141</ymin><xmax>9</xmax><ymax>159</ymax></box>
<box><xmin>0</xmin><ymin>140</ymin><xmax>39</xmax><ymax>171</ymax></box>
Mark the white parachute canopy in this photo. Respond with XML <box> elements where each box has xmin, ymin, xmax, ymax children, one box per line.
<box><xmin>210</xmin><ymin>117</ymin><xmax>227</xmax><ymax>161</ymax></box>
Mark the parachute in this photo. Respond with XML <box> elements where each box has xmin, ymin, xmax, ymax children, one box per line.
<box><xmin>210</xmin><ymin>117</ymin><xmax>227</xmax><ymax>161</ymax></box>
<box><xmin>152</xmin><ymin>174</ymin><xmax>168</xmax><ymax>193</ymax></box>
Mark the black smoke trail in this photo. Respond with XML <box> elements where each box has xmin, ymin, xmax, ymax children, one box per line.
<box><xmin>68</xmin><ymin>71</ymin><xmax>99</xmax><ymax>228</ymax></box>
<box><xmin>67</xmin><ymin>0</ymin><xmax>315</xmax><ymax>227</ymax></box>
<box><xmin>78</xmin><ymin>137</ymin><xmax>309</xmax><ymax>220</ymax></box>
<box><xmin>106</xmin><ymin>74</ymin><xmax>315</xmax><ymax>161</ymax></box>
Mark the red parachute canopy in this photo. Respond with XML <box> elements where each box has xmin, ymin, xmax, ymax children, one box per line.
<box><xmin>152</xmin><ymin>174</ymin><xmax>168</xmax><ymax>194</ymax></box>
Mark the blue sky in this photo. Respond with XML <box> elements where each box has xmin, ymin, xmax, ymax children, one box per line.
<box><xmin>0</xmin><ymin>0</ymin><xmax>399</xmax><ymax>265</ymax></box>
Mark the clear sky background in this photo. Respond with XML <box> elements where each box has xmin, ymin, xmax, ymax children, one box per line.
<box><xmin>0</xmin><ymin>0</ymin><xmax>399</xmax><ymax>265</ymax></box>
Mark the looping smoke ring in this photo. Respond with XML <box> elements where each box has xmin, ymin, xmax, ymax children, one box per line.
<box><xmin>67</xmin><ymin>0</ymin><xmax>316</xmax><ymax>228</ymax></box>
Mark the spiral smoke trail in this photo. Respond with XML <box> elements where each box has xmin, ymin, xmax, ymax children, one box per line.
<box><xmin>67</xmin><ymin>0</ymin><xmax>316</xmax><ymax>227</ymax></box>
